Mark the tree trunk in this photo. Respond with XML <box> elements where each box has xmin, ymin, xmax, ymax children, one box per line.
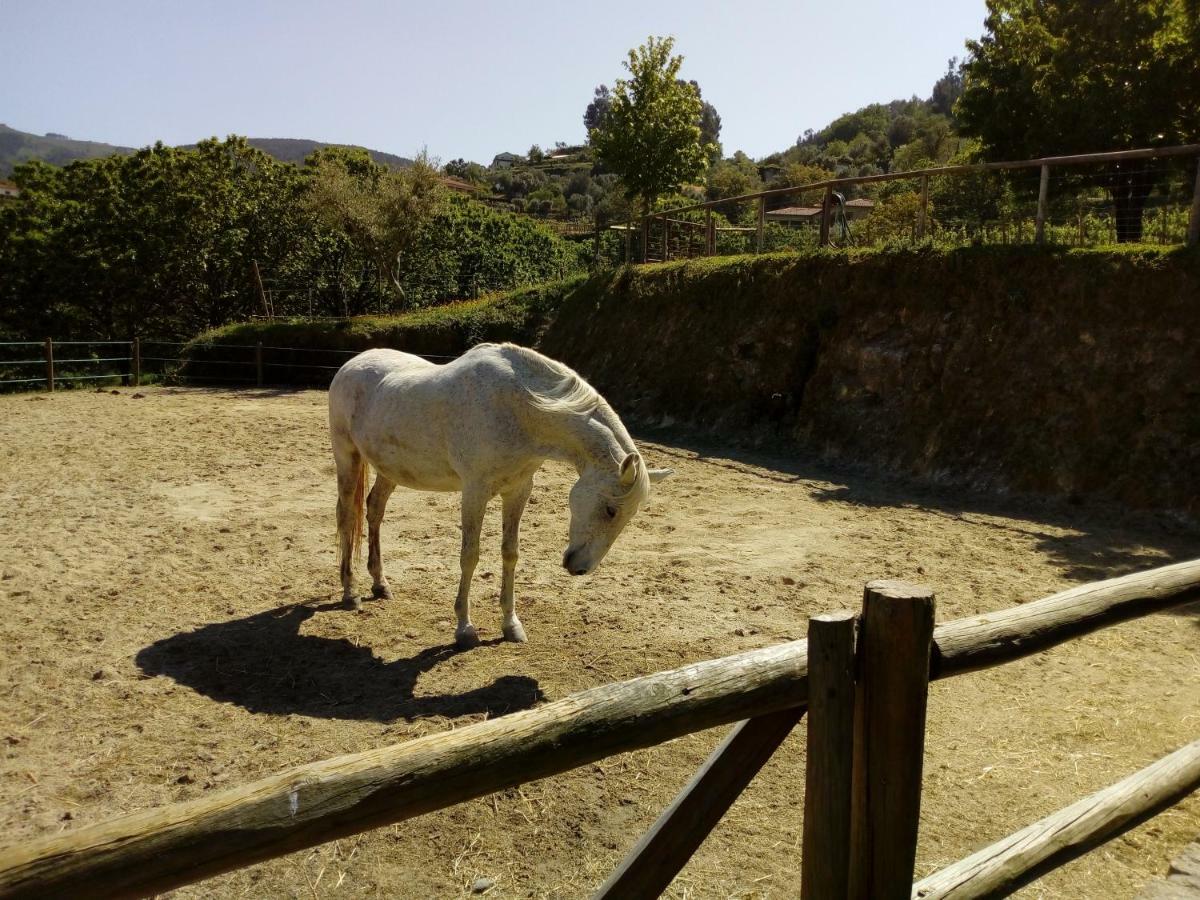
<box><xmin>1108</xmin><ymin>168</ymin><xmax>1156</xmax><ymax>243</ymax></box>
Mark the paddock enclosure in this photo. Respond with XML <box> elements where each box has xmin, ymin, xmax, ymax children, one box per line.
<box><xmin>0</xmin><ymin>386</ymin><xmax>1197</xmax><ymax>898</ymax></box>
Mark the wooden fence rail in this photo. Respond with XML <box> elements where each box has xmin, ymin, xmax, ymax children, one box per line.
<box><xmin>623</xmin><ymin>143</ymin><xmax>1200</xmax><ymax>259</ymax></box>
<box><xmin>913</xmin><ymin>737</ymin><xmax>1200</xmax><ymax>899</ymax></box>
<box><xmin>0</xmin><ymin>560</ymin><xmax>1197</xmax><ymax>899</ymax></box>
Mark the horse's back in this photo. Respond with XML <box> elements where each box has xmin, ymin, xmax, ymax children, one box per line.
<box><xmin>328</xmin><ymin>349</ymin><xmax>435</xmax><ymax>431</ymax></box>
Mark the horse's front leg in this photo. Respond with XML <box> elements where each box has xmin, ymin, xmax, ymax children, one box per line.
<box><xmin>454</xmin><ymin>484</ymin><xmax>489</xmax><ymax>649</ymax></box>
<box><xmin>499</xmin><ymin>478</ymin><xmax>533</xmax><ymax>643</ymax></box>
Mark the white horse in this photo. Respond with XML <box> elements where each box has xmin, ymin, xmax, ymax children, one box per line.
<box><xmin>328</xmin><ymin>342</ymin><xmax>673</xmax><ymax>649</ymax></box>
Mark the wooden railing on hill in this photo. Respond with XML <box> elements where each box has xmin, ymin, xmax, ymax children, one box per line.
<box><xmin>622</xmin><ymin>144</ymin><xmax>1200</xmax><ymax>263</ymax></box>
<box><xmin>0</xmin><ymin>560</ymin><xmax>1197</xmax><ymax>899</ymax></box>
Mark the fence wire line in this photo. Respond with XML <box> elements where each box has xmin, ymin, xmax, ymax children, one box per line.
<box><xmin>53</xmin><ymin>356</ymin><xmax>131</xmax><ymax>364</ymax></box>
<box><xmin>55</xmin><ymin>373</ymin><xmax>132</xmax><ymax>382</ymax></box>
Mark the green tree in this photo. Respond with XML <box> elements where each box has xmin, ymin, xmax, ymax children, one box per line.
<box><xmin>705</xmin><ymin>151</ymin><xmax>762</xmax><ymax>221</ymax></box>
<box><xmin>589</xmin><ymin>36</ymin><xmax>714</xmax><ymax>216</ymax></box>
<box><xmin>304</xmin><ymin>149</ymin><xmax>444</xmax><ymax>306</ymax></box>
<box><xmin>583</xmin><ymin>85</ymin><xmax>613</xmax><ymax>132</ymax></box>
<box><xmin>957</xmin><ymin>0</ymin><xmax>1199</xmax><ymax>241</ymax></box>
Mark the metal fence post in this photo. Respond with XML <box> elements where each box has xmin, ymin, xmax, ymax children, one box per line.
<box><xmin>1188</xmin><ymin>156</ymin><xmax>1200</xmax><ymax>247</ymax></box>
<box><xmin>1035</xmin><ymin>164</ymin><xmax>1050</xmax><ymax>244</ymax></box>
<box><xmin>44</xmin><ymin>338</ymin><xmax>54</xmax><ymax>393</ymax></box>
<box><xmin>624</xmin><ymin>220</ymin><xmax>631</xmax><ymax>264</ymax></box>
<box><xmin>132</xmin><ymin>337</ymin><xmax>141</xmax><ymax>387</ymax></box>
<box><xmin>848</xmin><ymin>580</ymin><xmax>935</xmax><ymax>900</ymax></box>
<box><xmin>756</xmin><ymin>197</ymin><xmax>766</xmax><ymax>252</ymax></box>
<box><xmin>640</xmin><ymin>217</ymin><xmax>649</xmax><ymax>264</ymax></box>
<box><xmin>706</xmin><ymin>208</ymin><xmax>714</xmax><ymax>256</ymax></box>
<box><xmin>255</xmin><ymin>341</ymin><xmax>264</xmax><ymax>388</ymax></box>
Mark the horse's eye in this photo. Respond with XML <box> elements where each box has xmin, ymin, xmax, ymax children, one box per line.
<box><xmin>605</xmin><ymin>505</ymin><xmax>618</xmax><ymax>519</ymax></box>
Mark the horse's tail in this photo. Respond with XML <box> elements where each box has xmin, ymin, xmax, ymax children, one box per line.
<box><xmin>336</xmin><ymin>450</ymin><xmax>370</xmax><ymax>567</ymax></box>
<box><xmin>350</xmin><ymin>457</ymin><xmax>369</xmax><ymax>561</ymax></box>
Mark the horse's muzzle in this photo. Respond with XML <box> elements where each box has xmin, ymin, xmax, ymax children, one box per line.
<box><xmin>562</xmin><ymin>548</ymin><xmax>589</xmax><ymax>576</ymax></box>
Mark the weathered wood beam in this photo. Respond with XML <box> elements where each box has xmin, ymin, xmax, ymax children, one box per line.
<box><xmin>801</xmin><ymin>611</ymin><xmax>858</xmax><ymax>900</ymax></box>
<box><xmin>912</xmin><ymin>737</ymin><xmax>1200</xmax><ymax>899</ymax></box>
<box><xmin>932</xmin><ymin>557</ymin><xmax>1200</xmax><ymax>678</ymax></box>
<box><xmin>591</xmin><ymin>707</ymin><xmax>805</xmax><ymax>900</ymax></box>
<box><xmin>0</xmin><ymin>640</ymin><xmax>813</xmax><ymax>899</ymax></box>
<box><xmin>1</xmin><ymin>560</ymin><xmax>1197</xmax><ymax>899</ymax></box>
<box><xmin>849</xmin><ymin>582</ymin><xmax>936</xmax><ymax>900</ymax></box>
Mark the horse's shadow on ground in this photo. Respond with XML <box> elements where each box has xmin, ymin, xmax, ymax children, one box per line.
<box><xmin>135</xmin><ymin>601</ymin><xmax>545</xmax><ymax>723</ymax></box>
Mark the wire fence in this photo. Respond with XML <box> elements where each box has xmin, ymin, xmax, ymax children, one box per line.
<box><xmin>0</xmin><ymin>338</ymin><xmax>460</xmax><ymax>394</ymax></box>
<box><xmin>624</xmin><ymin>145</ymin><xmax>1200</xmax><ymax>262</ymax></box>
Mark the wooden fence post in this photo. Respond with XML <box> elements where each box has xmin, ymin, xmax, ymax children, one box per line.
<box><xmin>1188</xmin><ymin>156</ymin><xmax>1200</xmax><ymax>247</ymax></box>
<box><xmin>131</xmin><ymin>337</ymin><xmax>141</xmax><ymax>387</ymax></box>
<box><xmin>252</xmin><ymin>259</ymin><xmax>270</xmax><ymax>320</ymax></box>
<box><xmin>801</xmin><ymin>611</ymin><xmax>858</xmax><ymax>900</ymax></box>
<box><xmin>820</xmin><ymin>187</ymin><xmax>833</xmax><ymax>247</ymax></box>
<box><xmin>848</xmin><ymin>580</ymin><xmax>935</xmax><ymax>900</ymax></box>
<box><xmin>918</xmin><ymin>175</ymin><xmax>929</xmax><ymax>240</ymax></box>
<box><xmin>255</xmin><ymin>341</ymin><xmax>263</xmax><ymax>388</ymax></box>
<box><xmin>1035</xmin><ymin>164</ymin><xmax>1050</xmax><ymax>243</ymax></box>
<box><xmin>44</xmin><ymin>338</ymin><xmax>54</xmax><ymax>393</ymax></box>
<box><xmin>756</xmin><ymin>197</ymin><xmax>766</xmax><ymax>252</ymax></box>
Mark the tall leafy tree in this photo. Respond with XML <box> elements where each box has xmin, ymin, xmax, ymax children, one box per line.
<box><xmin>304</xmin><ymin>148</ymin><xmax>445</xmax><ymax>306</ymax></box>
<box><xmin>957</xmin><ymin>0</ymin><xmax>1199</xmax><ymax>241</ymax></box>
<box><xmin>588</xmin><ymin>36</ymin><xmax>714</xmax><ymax>216</ymax></box>
<box><xmin>583</xmin><ymin>85</ymin><xmax>613</xmax><ymax>133</ymax></box>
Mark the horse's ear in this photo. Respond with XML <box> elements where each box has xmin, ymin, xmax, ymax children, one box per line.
<box><xmin>648</xmin><ymin>467</ymin><xmax>674</xmax><ymax>484</ymax></box>
<box><xmin>619</xmin><ymin>452</ymin><xmax>640</xmax><ymax>488</ymax></box>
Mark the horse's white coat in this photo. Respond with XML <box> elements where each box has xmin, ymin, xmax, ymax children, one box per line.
<box><xmin>328</xmin><ymin>343</ymin><xmax>672</xmax><ymax>648</ymax></box>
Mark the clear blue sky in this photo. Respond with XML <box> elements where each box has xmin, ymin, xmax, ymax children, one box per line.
<box><xmin>2</xmin><ymin>0</ymin><xmax>988</xmax><ymax>163</ymax></box>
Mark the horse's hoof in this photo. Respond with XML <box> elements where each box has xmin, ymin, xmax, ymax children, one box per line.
<box><xmin>371</xmin><ymin>583</ymin><xmax>393</xmax><ymax>601</ymax></box>
<box><xmin>455</xmin><ymin>624</ymin><xmax>480</xmax><ymax>650</ymax></box>
<box><xmin>502</xmin><ymin>622</ymin><xmax>528</xmax><ymax>643</ymax></box>
<box><xmin>344</xmin><ymin>595</ymin><xmax>362</xmax><ymax>611</ymax></box>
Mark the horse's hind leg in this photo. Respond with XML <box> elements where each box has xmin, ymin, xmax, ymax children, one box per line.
<box><xmin>366</xmin><ymin>474</ymin><xmax>396</xmax><ymax>600</ymax></box>
<box><xmin>453</xmin><ymin>483</ymin><xmax>489</xmax><ymax>649</ymax></box>
<box><xmin>333</xmin><ymin>438</ymin><xmax>367</xmax><ymax>610</ymax></box>
<box><xmin>499</xmin><ymin>477</ymin><xmax>533</xmax><ymax>643</ymax></box>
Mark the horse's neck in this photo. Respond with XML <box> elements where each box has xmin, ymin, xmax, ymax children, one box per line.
<box><xmin>534</xmin><ymin>404</ymin><xmax>630</xmax><ymax>475</ymax></box>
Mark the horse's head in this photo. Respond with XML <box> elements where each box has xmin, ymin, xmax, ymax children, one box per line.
<box><xmin>563</xmin><ymin>452</ymin><xmax>673</xmax><ymax>576</ymax></box>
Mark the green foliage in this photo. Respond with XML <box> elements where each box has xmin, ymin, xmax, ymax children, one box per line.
<box><xmin>705</xmin><ymin>152</ymin><xmax>763</xmax><ymax>220</ymax></box>
<box><xmin>0</xmin><ymin>138</ymin><xmax>587</xmax><ymax>341</ymax></box>
<box><xmin>864</xmin><ymin>192</ymin><xmax>927</xmax><ymax>243</ymax></box>
<box><xmin>589</xmin><ymin>36</ymin><xmax>715</xmax><ymax>214</ymax></box>
<box><xmin>0</xmin><ymin>137</ymin><xmax>312</xmax><ymax>339</ymax></box>
<box><xmin>396</xmin><ymin>196</ymin><xmax>587</xmax><ymax>305</ymax></box>
<box><xmin>959</xmin><ymin>0</ymin><xmax>1198</xmax><ymax>158</ymax></box>
<box><xmin>304</xmin><ymin>148</ymin><xmax>444</xmax><ymax>299</ymax></box>
<box><xmin>957</xmin><ymin>0</ymin><xmax>1199</xmax><ymax>240</ymax></box>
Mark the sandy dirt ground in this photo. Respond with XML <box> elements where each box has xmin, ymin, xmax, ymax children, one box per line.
<box><xmin>0</xmin><ymin>386</ymin><xmax>1197</xmax><ymax>899</ymax></box>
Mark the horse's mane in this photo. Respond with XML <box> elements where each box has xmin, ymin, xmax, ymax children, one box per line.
<box><xmin>485</xmin><ymin>343</ymin><xmax>601</xmax><ymax>417</ymax></box>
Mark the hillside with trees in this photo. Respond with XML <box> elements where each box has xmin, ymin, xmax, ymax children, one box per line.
<box><xmin>0</xmin><ymin>123</ymin><xmax>412</xmax><ymax>176</ymax></box>
<box><xmin>0</xmin><ymin>139</ymin><xmax>585</xmax><ymax>341</ymax></box>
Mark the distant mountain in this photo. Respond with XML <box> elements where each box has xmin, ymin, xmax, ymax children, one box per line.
<box><xmin>0</xmin><ymin>124</ymin><xmax>412</xmax><ymax>176</ymax></box>
<box><xmin>237</xmin><ymin>137</ymin><xmax>413</xmax><ymax>169</ymax></box>
<box><xmin>0</xmin><ymin>124</ymin><xmax>134</xmax><ymax>174</ymax></box>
